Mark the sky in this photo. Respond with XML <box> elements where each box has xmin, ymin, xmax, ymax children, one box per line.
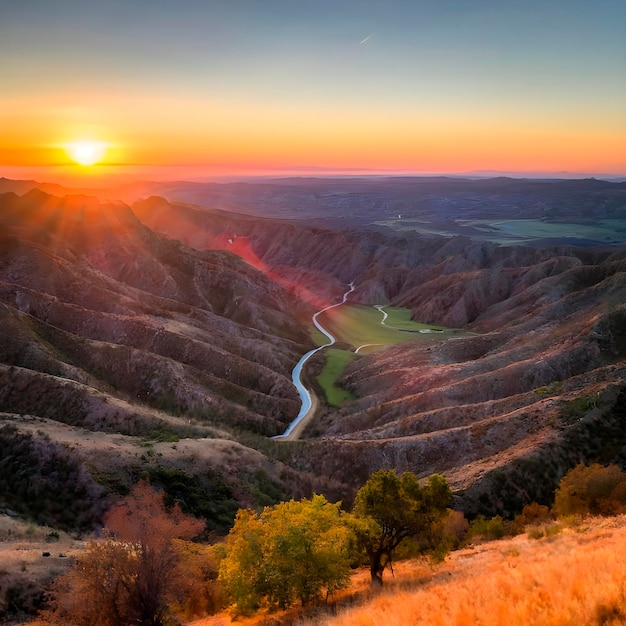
<box><xmin>1</xmin><ymin>0</ymin><xmax>625</xmax><ymax>183</ymax></box>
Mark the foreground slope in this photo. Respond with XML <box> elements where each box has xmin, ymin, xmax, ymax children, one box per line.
<box><xmin>187</xmin><ymin>515</ymin><xmax>626</xmax><ymax>626</ymax></box>
<box><xmin>309</xmin><ymin>515</ymin><xmax>626</xmax><ymax>626</ymax></box>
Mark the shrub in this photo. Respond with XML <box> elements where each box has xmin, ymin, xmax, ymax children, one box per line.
<box><xmin>528</xmin><ymin>523</ymin><xmax>562</xmax><ymax>540</ymax></box>
<box><xmin>553</xmin><ymin>463</ymin><xmax>626</xmax><ymax>518</ymax></box>
<box><xmin>53</xmin><ymin>481</ymin><xmax>204</xmax><ymax>626</ymax></box>
<box><xmin>0</xmin><ymin>570</ymin><xmax>47</xmax><ymax>623</ymax></box>
<box><xmin>512</xmin><ymin>502</ymin><xmax>553</xmax><ymax>534</ymax></box>
<box><xmin>467</xmin><ymin>515</ymin><xmax>505</xmax><ymax>542</ymax></box>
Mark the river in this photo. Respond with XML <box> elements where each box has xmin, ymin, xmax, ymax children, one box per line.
<box><xmin>273</xmin><ymin>282</ymin><xmax>355</xmax><ymax>439</ymax></box>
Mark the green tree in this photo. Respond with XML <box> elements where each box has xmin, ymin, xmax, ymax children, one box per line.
<box><xmin>218</xmin><ymin>494</ymin><xmax>353</xmax><ymax>614</ymax></box>
<box><xmin>54</xmin><ymin>481</ymin><xmax>204</xmax><ymax>626</ymax></box>
<box><xmin>216</xmin><ymin>509</ymin><xmax>266</xmax><ymax>614</ymax></box>
<box><xmin>351</xmin><ymin>470</ymin><xmax>451</xmax><ymax>586</ymax></box>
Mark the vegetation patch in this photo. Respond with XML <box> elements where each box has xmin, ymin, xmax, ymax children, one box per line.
<box><xmin>145</xmin><ymin>427</ymin><xmax>180</xmax><ymax>443</ymax></box>
<box><xmin>316</xmin><ymin>349</ymin><xmax>357</xmax><ymax>406</ymax></box>
<box><xmin>316</xmin><ymin>304</ymin><xmax>457</xmax><ymax>352</ymax></box>
<box><xmin>560</xmin><ymin>394</ymin><xmax>598</xmax><ymax>423</ymax></box>
<box><xmin>148</xmin><ymin>466</ymin><xmax>239</xmax><ymax>534</ymax></box>
<box><xmin>533</xmin><ymin>380</ymin><xmax>564</xmax><ymax>396</ymax></box>
<box><xmin>242</xmin><ymin>468</ymin><xmax>286</xmax><ymax>508</ymax></box>
<box><xmin>382</xmin><ymin>306</ymin><xmax>448</xmax><ymax>332</ymax></box>
<box><xmin>0</xmin><ymin>425</ymin><xmax>105</xmax><ymax>531</ymax></box>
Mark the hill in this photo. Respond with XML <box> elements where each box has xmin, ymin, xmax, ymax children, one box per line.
<box><xmin>184</xmin><ymin>515</ymin><xmax>626</xmax><ymax>626</ymax></box>
<box><xmin>127</xmin><ymin>192</ymin><xmax>626</xmax><ymax>517</ymax></box>
<box><xmin>0</xmin><ymin>179</ymin><xmax>625</xmax><ymax>530</ymax></box>
<box><xmin>0</xmin><ymin>188</ymin><xmax>328</xmax><ymax>533</ymax></box>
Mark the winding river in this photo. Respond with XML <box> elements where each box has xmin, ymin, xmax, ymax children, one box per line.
<box><xmin>273</xmin><ymin>282</ymin><xmax>355</xmax><ymax>439</ymax></box>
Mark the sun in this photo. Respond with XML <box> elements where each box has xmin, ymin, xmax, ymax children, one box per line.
<box><xmin>65</xmin><ymin>140</ymin><xmax>108</xmax><ymax>166</ymax></box>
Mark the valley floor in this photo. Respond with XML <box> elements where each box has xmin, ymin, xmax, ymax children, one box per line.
<box><xmin>190</xmin><ymin>514</ymin><xmax>626</xmax><ymax>626</ymax></box>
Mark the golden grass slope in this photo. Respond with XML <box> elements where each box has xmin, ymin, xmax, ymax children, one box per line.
<box><xmin>312</xmin><ymin>516</ymin><xmax>626</xmax><ymax>626</ymax></box>
<box><xmin>191</xmin><ymin>515</ymin><xmax>626</xmax><ymax>626</ymax></box>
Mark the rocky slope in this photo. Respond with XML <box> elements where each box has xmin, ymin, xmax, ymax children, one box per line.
<box><xmin>0</xmin><ymin>189</ymin><xmax>329</xmax><ymax>532</ymax></box>
<box><xmin>0</xmin><ymin>190</ymin><xmax>313</xmax><ymax>434</ymax></box>
<box><xmin>1</xmin><ymin>183</ymin><xmax>625</xmax><ymax>528</ymax></box>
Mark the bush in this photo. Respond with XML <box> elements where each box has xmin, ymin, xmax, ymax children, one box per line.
<box><xmin>53</xmin><ymin>481</ymin><xmax>205</xmax><ymax>626</ymax></box>
<box><xmin>441</xmin><ymin>509</ymin><xmax>469</xmax><ymax>549</ymax></box>
<box><xmin>467</xmin><ymin>515</ymin><xmax>505</xmax><ymax>542</ymax></box>
<box><xmin>527</xmin><ymin>522</ymin><xmax>562</xmax><ymax>540</ymax></box>
<box><xmin>553</xmin><ymin>463</ymin><xmax>626</xmax><ymax>518</ymax></box>
<box><xmin>512</xmin><ymin>502</ymin><xmax>553</xmax><ymax>534</ymax></box>
<box><xmin>0</xmin><ymin>570</ymin><xmax>47</xmax><ymax>623</ymax></box>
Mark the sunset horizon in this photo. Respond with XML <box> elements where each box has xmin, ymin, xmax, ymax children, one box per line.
<box><xmin>2</xmin><ymin>1</ymin><xmax>625</xmax><ymax>186</ymax></box>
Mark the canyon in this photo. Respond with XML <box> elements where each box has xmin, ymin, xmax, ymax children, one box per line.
<box><xmin>1</xmin><ymin>176</ymin><xmax>625</xmax><ymax>529</ymax></box>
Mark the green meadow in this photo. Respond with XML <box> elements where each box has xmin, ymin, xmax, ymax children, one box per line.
<box><xmin>313</xmin><ymin>305</ymin><xmax>457</xmax><ymax>406</ymax></box>
<box><xmin>317</xmin><ymin>304</ymin><xmax>450</xmax><ymax>351</ymax></box>
<box><xmin>373</xmin><ymin>218</ymin><xmax>626</xmax><ymax>246</ymax></box>
<box><xmin>316</xmin><ymin>348</ymin><xmax>357</xmax><ymax>406</ymax></box>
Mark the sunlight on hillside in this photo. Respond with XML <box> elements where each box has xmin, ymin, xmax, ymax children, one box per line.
<box><xmin>312</xmin><ymin>516</ymin><xmax>626</xmax><ymax>626</ymax></box>
<box><xmin>184</xmin><ymin>516</ymin><xmax>626</xmax><ymax>626</ymax></box>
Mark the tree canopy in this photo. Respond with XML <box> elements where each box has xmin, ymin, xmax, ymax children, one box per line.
<box><xmin>351</xmin><ymin>470</ymin><xmax>451</xmax><ymax>585</ymax></box>
<box><xmin>218</xmin><ymin>494</ymin><xmax>353</xmax><ymax>613</ymax></box>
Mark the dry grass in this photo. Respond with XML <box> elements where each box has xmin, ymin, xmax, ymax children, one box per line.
<box><xmin>306</xmin><ymin>516</ymin><xmax>626</xmax><ymax>626</ymax></box>
<box><xmin>0</xmin><ymin>515</ymin><xmax>85</xmax><ymax>621</ymax></box>
<box><xmin>0</xmin><ymin>515</ymin><xmax>84</xmax><ymax>570</ymax></box>
<box><xmin>189</xmin><ymin>515</ymin><xmax>626</xmax><ymax>626</ymax></box>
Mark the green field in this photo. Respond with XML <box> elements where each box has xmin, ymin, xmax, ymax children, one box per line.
<box><xmin>315</xmin><ymin>349</ymin><xmax>357</xmax><ymax>406</ymax></box>
<box><xmin>313</xmin><ymin>305</ymin><xmax>458</xmax><ymax>406</ymax></box>
<box><xmin>373</xmin><ymin>218</ymin><xmax>626</xmax><ymax>246</ymax></box>
<box><xmin>317</xmin><ymin>304</ymin><xmax>451</xmax><ymax>352</ymax></box>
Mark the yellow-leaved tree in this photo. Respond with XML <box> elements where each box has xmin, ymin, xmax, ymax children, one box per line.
<box><xmin>218</xmin><ymin>494</ymin><xmax>353</xmax><ymax>614</ymax></box>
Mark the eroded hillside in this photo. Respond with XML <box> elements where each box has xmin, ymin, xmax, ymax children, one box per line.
<box><xmin>129</xmin><ymin>193</ymin><xmax>626</xmax><ymax>515</ymax></box>
<box><xmin>0</xmin><ymin>189</ymin><xmax>328</xmax><ymax>531</ymax></box>
<box><xmin>1</xmin><ymin>183</ymin><xmax>625</xmax><ymax>528</ymax></box>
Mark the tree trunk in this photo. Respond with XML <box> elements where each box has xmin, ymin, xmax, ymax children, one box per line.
<box><xmin>369</xmin><ymin>551</ymin><xmax>385</xmax><ymax>586</ymax></box>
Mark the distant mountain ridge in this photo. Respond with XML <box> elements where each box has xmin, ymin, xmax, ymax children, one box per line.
<box><xmin>2</xmin><ymin>175</ymin><xmax>625</xmax><ymax>232</ymax></box>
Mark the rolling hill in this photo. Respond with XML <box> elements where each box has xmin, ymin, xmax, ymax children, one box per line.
<box><xmin>1</xmin><ymin>177</ymin><xmax>625</xmax><ymax>531</ymax></box>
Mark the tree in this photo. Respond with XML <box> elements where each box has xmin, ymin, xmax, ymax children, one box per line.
<box><xmin>54</xmin><ymin>480</ymin><xmax>204</xmax><ymax>626</ymax></box>
<box><xmin>218</xmin><ymin>494</ymin><xmax>353</xmax><ymax>614</ymax></box>
<box><xmin>554</xmin><ymin>463</ymin><xmax>626</xmax><ymax>517</ymax></box>
<box><xmin>351</xmin><ymin>470</ymin><xmax>451</xmax><ymax>586</ymax></box>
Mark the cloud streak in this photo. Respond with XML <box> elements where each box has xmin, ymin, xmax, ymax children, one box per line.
<box><xmin>359</xmin><ymin>32</ymin><xmax>374</xmax><ymax>44</ymax></box>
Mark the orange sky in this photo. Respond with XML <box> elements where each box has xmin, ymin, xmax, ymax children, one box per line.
<box><xmin>2</xmin><ymin>1</ymin><xmax>625</xmax><ymax>183</ymax></box>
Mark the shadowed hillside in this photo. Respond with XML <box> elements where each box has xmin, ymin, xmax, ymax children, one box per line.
<box><xmin>0</xmin><ymin>189</ymin><xmax>330</xmax><ymax>532</ymax></box>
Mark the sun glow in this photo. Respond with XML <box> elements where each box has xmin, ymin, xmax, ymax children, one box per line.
<box><xmin>65</xmin><ymin>140</ymin><xmax>108</xmax><ymax>166</ymax></box>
